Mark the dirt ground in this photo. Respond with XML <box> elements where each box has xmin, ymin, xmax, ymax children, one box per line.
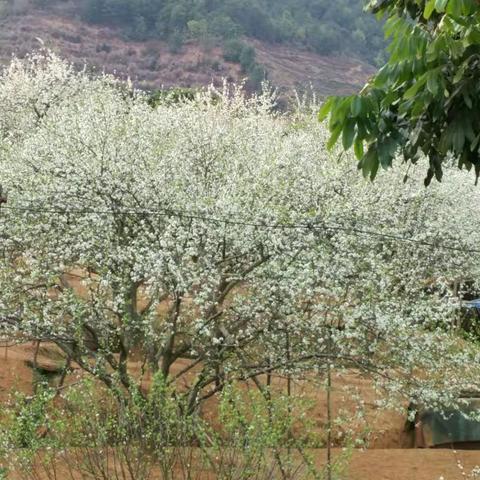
<box><xmin>0</xmin><ymin>341</ymin><xmax>411</xmax><ymax>447</ymax></box>
<box><xmin>330</xmin><ymin>448</ymin><xmax>480</xmax><ymax>480</ymax></box>
<box><xmin>4</xmin><ymin>447</ymin><xmax>479</xmax><ymax>480</ymax></box>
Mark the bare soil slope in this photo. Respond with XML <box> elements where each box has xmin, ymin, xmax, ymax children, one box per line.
<box><xmin>252</xmin><ymin>39</ymin><xmax>375</xmax><ymax>96</ymax></box>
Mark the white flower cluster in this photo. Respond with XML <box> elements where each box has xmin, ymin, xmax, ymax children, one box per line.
<box><xmin>1</xmin><ymin>51</ymin><xmax>480</xmax><ymax>408</ymax></box>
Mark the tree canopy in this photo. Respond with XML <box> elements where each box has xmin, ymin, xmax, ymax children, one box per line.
<box><xmin>320</xmin><ymin>0</ymin><xmax>480</xmax><ymax>185</ymax></box>
<box><xmin>2</xmin><ymin>52</ymin><xmax>480</xmax><ymax>412</ymax></box>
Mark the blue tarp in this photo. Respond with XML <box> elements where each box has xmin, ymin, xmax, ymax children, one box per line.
<box><xmin>464</xmin><ymin>299</ymin><xmax>480</xmax><ymax>309</ymax></box>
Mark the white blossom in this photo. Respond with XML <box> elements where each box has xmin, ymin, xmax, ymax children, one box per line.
<box><xmin>0</xmin><ymin>52</ymin><xmax>480</xmax><ymax>411</ymax></box>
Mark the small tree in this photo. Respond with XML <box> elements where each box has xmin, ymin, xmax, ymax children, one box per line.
<box><xmin>187</xmin><ymin>19</ymin><xmax>208</xmax><ymax>41</ymax></box>
<box><xmin>239</xmin><ymin>45</ymin><xmax>256</xmax><ymax>72</ymax></box>
<box><xmin>223</xmin><ymin>39</ymin><xmax>246</xmax><ymax>63</ymax></box>
<box><xmin>130</xmin><ymin>15</ymin><xmax>148</xmax><ymax>41</ymax></box>
<box><xmin>187</xmin><ymin>19</ymin><xmax>213</xmax><ymax>51</ymax></box>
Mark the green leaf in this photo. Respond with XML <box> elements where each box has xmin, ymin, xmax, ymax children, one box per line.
<box><xmin>361</xmin><ymin>148</ymin><xmax>379</xmax><ymax>179</ymax></box>
<box><xmin>453</xmin><ymin>64</ymin><xmax>466</xmax><ymax>83</ymax></box>
<box><xmin>471</xmin><ymin>132</ymin><xmax>480</xmax><ymax>151</ymax></box>
<box><xmin>410</xmin><ymin>122</ymin><xmax>423</xmax><ymax>147</ymax></box>
<box><xmin>462</xmin><ymin>117</ymin><xmax>475</xmax><ymax>142</ymax></box>
<box><xmin>350</xmin><ymin>96</ymin><xmax>363</xmax><ymax>117</ymax></box>
<box><xmin>329</xmin><ymin>97</ymin><xmax>351</xmax><ymax>129</ymax></box>
<box><xmin>354</xmin><ymin>138</ymin><xmax>364</xmax><ymax>160</ymax></box>
<box><xmin>426</xmin><ymin>72</ymin><xmax>439</xmax><ymax>95</ymax></box>
<box><xmin>378</xmin><ymin>138</ymin><xmax>397</xmax><ymax>168</ymax></box>
<box><xmin>356</xmin><ymin>119</ymin><xmax>368</xmax><ymax>140</ymax></box>
<box><xmin>411</xmin><ymin>99</ymin><xmax>427</xmax><ymax>118</ymax></box>
<box><xmin>384</xmin><ymin>15</ymin><xmax>402</xmax><ymax>39</ymax></box>
<box><xmin>435</xmin><ymin>0</ymin><xmax>448</xmax><ymax>12</ymax></box>
<box><xmin>439</xmin><ymin>127</ymin><xmax>453</xmax><ymax>153</ymax></box>
<box><xmin>463</xmin><ymin>92</ymin><xmax>473</xmax><ymax>109</ymax></box>
<box><xmin>374</xmin><ymin>65</ymin><xmax>391</xmax><ymax>88</ymax></box>
<box><xmin>453</xmin><ymin>123</ymin><xmax>466</xmax><ymax>152</ymax></box>
<box><xmin>370</xmin><ymin>157</ymin><xmax>380</xmax><ymax>180</ymax></box>
<box><xmin>424</xmin><ymin>168</ymin><xmax>435</xmax><ymax>186</ymax></box>
<box><xmin>466</xmin><ymin>28</ymin><xmax>480</xmax><ymax>45</ymax></box>
<box><xmin>427</xmin><ymin>153</ymin><xmax>443</xmax><ymax>183</ymax></box>
<box><xmin>327</xmin><ymin>124</ymin><xmax>342</xmax><ymax>151</ymax></box>
<box><xmin>446</xmin><ymin>0</ymin><xmax>462</xmax><ymax>16</ymax></box>
<box><xmin>459</xmin><ymin>151</ymin><xmax>473</xmax><ymax>170</ymax></box>
<box><xmin>318</xmin><ymin>97</ymin><xmax>334</xmax><ymax>122</ymax></box>
<box><xmin>342</xmin><ymin>118</ymin><xmax>356</xmax><ymax>150</ymax></box>
<box><xmin>404</xmin><ymin>74</ymin><xmax>428</xmax><ymax>100</ymax></box>
<box><xmin>424</xmin><ymin>0</ymin><xmax>436</xmax><ymax>19</ymax></box>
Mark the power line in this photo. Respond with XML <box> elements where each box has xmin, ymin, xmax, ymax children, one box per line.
<box><xmin>2</xmin><ymin>204</ymin><xmax>480</xmax><ymax>255</ymax></box>
<box><xmin>2</xmin><ymin>205</ymin><xmax>301</xmax><ymax>229</ymax></box>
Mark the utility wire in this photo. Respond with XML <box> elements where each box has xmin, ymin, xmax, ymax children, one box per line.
<box><xmin>2</xmin><ymin>204</ymin><xmax>480</xmax><ymax>255</ymax></box>
<box><xmin>2</xmin><ymin>205</ymin><xmax>301</xmax><ymax>229</ymax></box>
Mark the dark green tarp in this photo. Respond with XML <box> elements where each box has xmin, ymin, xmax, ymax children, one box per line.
<box><xmin>416</xmin><ymin>399</ymin><xmax>480</xmax><ymax>448</ymax></box>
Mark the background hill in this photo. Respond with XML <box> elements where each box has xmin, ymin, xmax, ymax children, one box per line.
<box><xmin>0</xmin><ymin>0</ymin><xmax>381</xmax><ymax>95</ymax></box>
<box><xmin>77</xmin><ymin>0</ymin><xmax>385</xmax><ymax>63</ymax></box>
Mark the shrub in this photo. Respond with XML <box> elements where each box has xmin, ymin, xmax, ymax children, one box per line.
<box><xmin>0</xmin><ymin>379</ymin><xmax>326</xmax><ymax>480</ymax></box>
<box><xmin>239</xmin><ymin>44</ymin><xmax>256</xmax><ymax>72</ymax></box>
<box><xmin>168</xmin><ymin>30</ymin><xmax>184</xmax><ymax>54</ymax></box>
<box><xmin>223</xmin><ymin>38</ymin><xmax>247</xmax><ymax>63</ymax></box>
<box><xmin>247</xmin><ymin>63</ymin><xmax>266</xmax><ymax>89</ymax></box>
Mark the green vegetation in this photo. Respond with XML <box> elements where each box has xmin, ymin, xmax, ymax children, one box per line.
<box><xmin>222</xmin><ymin>38</ymin><xmax>266</xmax><ymax>89</ymax></box>
<box><xmin>76</xmin><ymin>0</ymin><xmax>384</xmax><ymax>64</ymax></box>
<box><xmin>320</xmin><ymin>0</ymin><xmax>480</xmax><ymax>184</ymax></box>
<box><xmin>0</xmin><ymin>378</ymin><xmax>332</xmax><ymax>479</ymax></box>
<box><xmin>148</xmin><ymin>86</ymin><xmax>199</xmax><ymax>106</ymax></box>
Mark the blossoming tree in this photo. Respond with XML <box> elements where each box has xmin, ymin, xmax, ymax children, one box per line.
<box><xmin>1</xmin><ymin>52</ymin><xmax>480</xmax><ymax>412</ymax></box>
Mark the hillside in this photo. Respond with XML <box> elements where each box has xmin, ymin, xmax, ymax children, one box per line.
<box><xmin>0</xmin><ymin>2</ymin><xmax>376</xmax><ymax>95</ymax></box>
